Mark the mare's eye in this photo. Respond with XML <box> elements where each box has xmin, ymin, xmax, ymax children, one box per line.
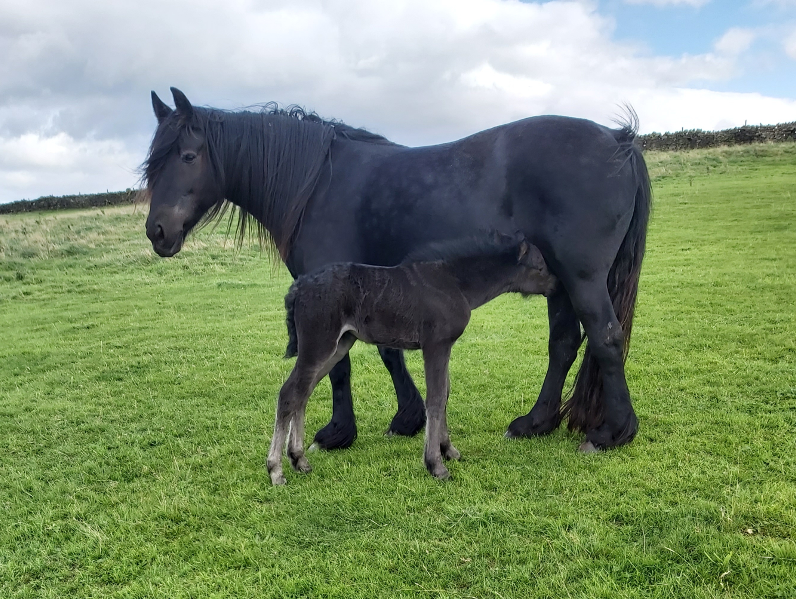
<box><xmin>181</xmin><ymin>152</ymin><xmax>197</xmax><ymax>164</ymax></box>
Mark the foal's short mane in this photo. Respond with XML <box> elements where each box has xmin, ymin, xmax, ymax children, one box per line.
<box><xmin>142</xmin><ymin>103</ymin><xmax>397</xmax><ymax>259</ymax></box>
<box><xmin>402</xmin><ymin>233</ymin><xmax>522</xmax><ymax>266</ymax></box>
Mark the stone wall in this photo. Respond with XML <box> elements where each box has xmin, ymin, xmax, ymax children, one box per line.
<box><xmin>0</xmin><ymin>189</ymin><xmax>139</xmax><ymax>215</ymax></box>
<box><xmin>638</xmin><ymin>122</ymin><xmax>796</xmax><ymax>151</ymax></box>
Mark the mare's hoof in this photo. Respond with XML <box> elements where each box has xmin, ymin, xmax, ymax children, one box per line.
<box><xmin>313</xmin><ymin>418</ymin><xmax>357</xmax><ymax>450</ymax></box>
<box><xmin>443</xmin><ymin>446</ymin><xmax>461</xmax><ymax>461</ymax></box>
<box><xmin>578</xmin><ymin>440</ymin><xmax>601</xmax><ymax>454</ymax></box>
<box><xmin>270</xmin><ymin>472</ymin><xmax>287</xmax><ymax>486</ymax></box>
<box><xmin>584</xmin><ymin>413</ymin><xmax>639</xmax><ymax>450</ymax></box>
<box><xmin>387</xmin><ymin>402</ymin><xmax>426</xmax><ymax>437</ymax></box>
<box><xmin>290</xmin><ymin>455</ymin><xmax>312</xmax><ymax>473</ymax></box>
<box><xmin>505</xmin><ymin>411</ymin><xmax>562</xmax><ymax>439</ymax></box>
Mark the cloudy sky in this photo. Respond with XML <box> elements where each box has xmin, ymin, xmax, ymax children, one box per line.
<box><xmin>2</xmin><ymin>0</ymin><xmax>796</xmax><ymax>203</ymax></box>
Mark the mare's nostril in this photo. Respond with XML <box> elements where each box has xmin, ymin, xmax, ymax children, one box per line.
<box><xmin>154</xmin><ymin>224</ymin><xmax>165</xmax><ymax>242</ymax></box>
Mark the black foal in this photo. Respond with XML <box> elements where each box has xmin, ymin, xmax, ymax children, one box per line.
<box><xmin>267</xmin><ymin>234</ymin><xmax>558</xmax><ymax>484</ymax></box>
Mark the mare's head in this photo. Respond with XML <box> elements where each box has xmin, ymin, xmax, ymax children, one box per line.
<box><xmin>143</xmin><ymin>88</ymin><xmax>223</xmax><ymax>257</ymax></box>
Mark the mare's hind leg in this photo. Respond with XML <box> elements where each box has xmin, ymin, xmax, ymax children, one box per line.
<box><xmin>506</xmin><ymin>286</ymin><xmax>582</xmax><ymax>438</ymax></box>
<box><xmin>567</xmin><ymin>279</ymin><xmax>637</xmax><ymax>451</ymax></box>
<box><xmin>312</xmin><ymin>354</ymin><xmax>357</xmax><ymax>450</ymax></box>
<box><xmin>422</xmin><ymin>344</ymin><xmax>453</xmax><ymax>479</ymax></box>
<box><xmin>379</xmin><ymin>348</ymin><xmax>426</xmax><ymax>437</ymax></box>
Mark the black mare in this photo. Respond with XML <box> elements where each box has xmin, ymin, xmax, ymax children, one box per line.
<box><xmin>143</xmin><ymin>88</ymin><xmax>652</xmax><ymax>452</ymax></box>
<box><xmin>268</xmin><ymin>234</ymin><xmax>558</xmax><ymax>484</ymax></box>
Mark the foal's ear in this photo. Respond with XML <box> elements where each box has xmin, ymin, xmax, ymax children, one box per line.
<box><xmin>528</xmin><ymin>244</ymin><xmax>547</xmax><ymax>271</ymax></box>
<box><xmin>519</xmin><ymin>240</ymin><xmax>547</xmax><ymax>271</ymax></box>
<box><xmin>517</xmin><ymin>239</ymin><xmax>530</xmax><ymax>263</ymax></box>
<box><xmin>170</xmin><ymin>87</ymin><xmax>194</xmax><ymax>120</ymax></box>
<box><xmin>151</xmin><ymin>91</ymin><xmax>173</xmax><ymax>124</ymax></box>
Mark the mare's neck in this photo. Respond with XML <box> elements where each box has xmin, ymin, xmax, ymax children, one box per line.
<box><xmin>216</xmin><ymin>110</ymin><xmax>335</xmax><ymax>253</ymax></box>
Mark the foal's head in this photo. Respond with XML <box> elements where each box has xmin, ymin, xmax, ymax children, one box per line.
<box><xmin>511</xmin><ymin>236</ymin><xmax>558</xmax><ymax>297</ymax></box>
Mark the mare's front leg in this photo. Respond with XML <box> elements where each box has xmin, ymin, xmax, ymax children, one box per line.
<box><xmin>422</xmin><ymin>344</ymin><xmax>453</xmax><ymax>479</ymax></box>
<box><xmin>379</xmin><ymin>347</ymin><xmax>426</xmax><ymax>437</ymax></box>
<box><xmin>506</xmin><ymin>285</ymin><xmax>582</xmax><ymax>438</ymax></box>
<box><xmin>312</xmin><ymin>353</ymin><xmax>357</xmax><ymax>450</ymax></box>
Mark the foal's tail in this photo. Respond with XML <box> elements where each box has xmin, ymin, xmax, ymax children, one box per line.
<box><xmin>563</xmin><ymin>116</ymin><xmax>652</xmax><ymax>437</ymax></box>
<box><xmin>284</xmin><ymin>283</ymin><xmax>299</xmax><ymax>359</ymax></box>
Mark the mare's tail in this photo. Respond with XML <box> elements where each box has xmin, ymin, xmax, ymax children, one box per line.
<box><xmin>284</xmin><ymin>283</ymin><xmax>299</xmax><ymax>359</ymax></box>
<box><xmin>563</xmin><ymin>114</ymin><xmax>652</xmax><ymax>435</ymax></box>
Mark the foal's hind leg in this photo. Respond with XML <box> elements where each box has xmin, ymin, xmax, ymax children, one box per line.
<box><xmin>422</xmin><ymin>344</ymin><xmax>454</xmax><ymax>479</ymax></box>
<box><xmin>379</xmin><ymin>347</ymin><xmax>427</xmax><ymax>437</ymax></box>
<box><xmin>440</xmin><ymin>373</ymin><xmax>460</xmax><ymax>461</ymax></box>
<box><xmin>267</xmin><ymin>366</ymin><xmax>317</xmax><ymax>485</ymax></box>
<box><xmin>288</xmin><ymin>334</ymin><xmax>356</xmax><ymax>472</ymax></box>
<box><xmin>506</xmin><ymin>286</ymin><xmax>582</xmax><ymax>438</ymax></box>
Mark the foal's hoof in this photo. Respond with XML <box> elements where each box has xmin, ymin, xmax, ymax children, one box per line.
<box><xmin>426</xmin><ymin>462</ymin><xmax>451</xmax><ymax>480</ymax></box>
<box><xmin>443</xmin><ymin>445</ymin><xmax>461</xmax><ymax>461</ymax></box>
<box><xmin>578</xmin><ymin>440</ymin><xmax>602</xmax><ymax>454</ymax></box>
<box><xmin>505</xmin><ymin>411</ymin><xmax>562</xmax><ymax>439</ymax></box>
<box><xmin>290</xmin><ymin>455</ymin><xmax>312</xmax><ymax>474</ymax></box>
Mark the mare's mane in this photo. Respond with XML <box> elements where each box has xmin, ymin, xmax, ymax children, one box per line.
<box><xmin>142</xmin><ymin>103</ymin><xmax>397</xmax><ymax>258</ymax></box>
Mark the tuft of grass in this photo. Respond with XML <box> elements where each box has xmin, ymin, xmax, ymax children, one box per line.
<box><xmin>1</xmin><ymin>143</ymin><xmax>795</xmax><ymax>597</ymax></box>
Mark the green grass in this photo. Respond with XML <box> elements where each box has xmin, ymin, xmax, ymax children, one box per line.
<box><xmin>1</xmin><ymin>143</ymin><xmax>795</xmax><ymax>598</ymax></box>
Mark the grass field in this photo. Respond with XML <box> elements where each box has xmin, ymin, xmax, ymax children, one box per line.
<box><xmin>1</xmin><ymin>143</ymin><xmax>795</xmax><ymax>598</ymax></box>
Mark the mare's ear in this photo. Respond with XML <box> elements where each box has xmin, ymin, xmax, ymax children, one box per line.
<box><xmin>170</xmin><ymin>87</ymin><xmax>194</xmax><ymax>121</ymax></box>
<box><xmin>151</xmin><ymin>91</ymin><xmax>173</xmax><ymax>124</ymax></box>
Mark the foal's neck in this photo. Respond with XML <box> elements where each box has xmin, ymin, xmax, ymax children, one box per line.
<box><xmin>445</xmin><ymin>259</ymin><xmax>516</xmax><ymax>310</ymax></box>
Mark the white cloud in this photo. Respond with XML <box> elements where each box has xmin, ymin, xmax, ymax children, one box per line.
<box><xmin>0</xmin><ymin>0</ymin><xmax>793</xmax><ymax>203</ymax></box>
<box><xmin>0</xmin><ymin>133</ymin><xmax>139</xmax><ymax>202</ymax></box>
<box><xmin>753</xmin><ymin>0</ymin><xmax>796</xmax><ymax>7</ymax></box>
<box><xmin>623</xmin><ymin>0</ymin><xmax>711</xmax><ymax>6</ymax></box>
<box><xmin>628</xmin><ymin>88</ymin><xmax>796</xmax><ymax>134</ymax></box>
<box><xmin>714</xmin><ymin>28</ymin><xmax>756</xmax><ymax>56</ymax></box>
<box><xmin>785</xmin><ymin>28</ymin><xmax>796</xmax><ymax>60</ymax></box>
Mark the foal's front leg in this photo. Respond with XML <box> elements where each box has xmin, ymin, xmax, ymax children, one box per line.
<box><xmin>422</xmin><ymin>344</ymin><xmax>454</xmax><ymax>479</ymax></box>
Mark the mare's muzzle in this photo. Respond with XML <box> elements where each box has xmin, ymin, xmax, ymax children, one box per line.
<box><xmin>146</xmin><ymin>213</ymin><xmax>186</xmax><ymax>258</ymax></box>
